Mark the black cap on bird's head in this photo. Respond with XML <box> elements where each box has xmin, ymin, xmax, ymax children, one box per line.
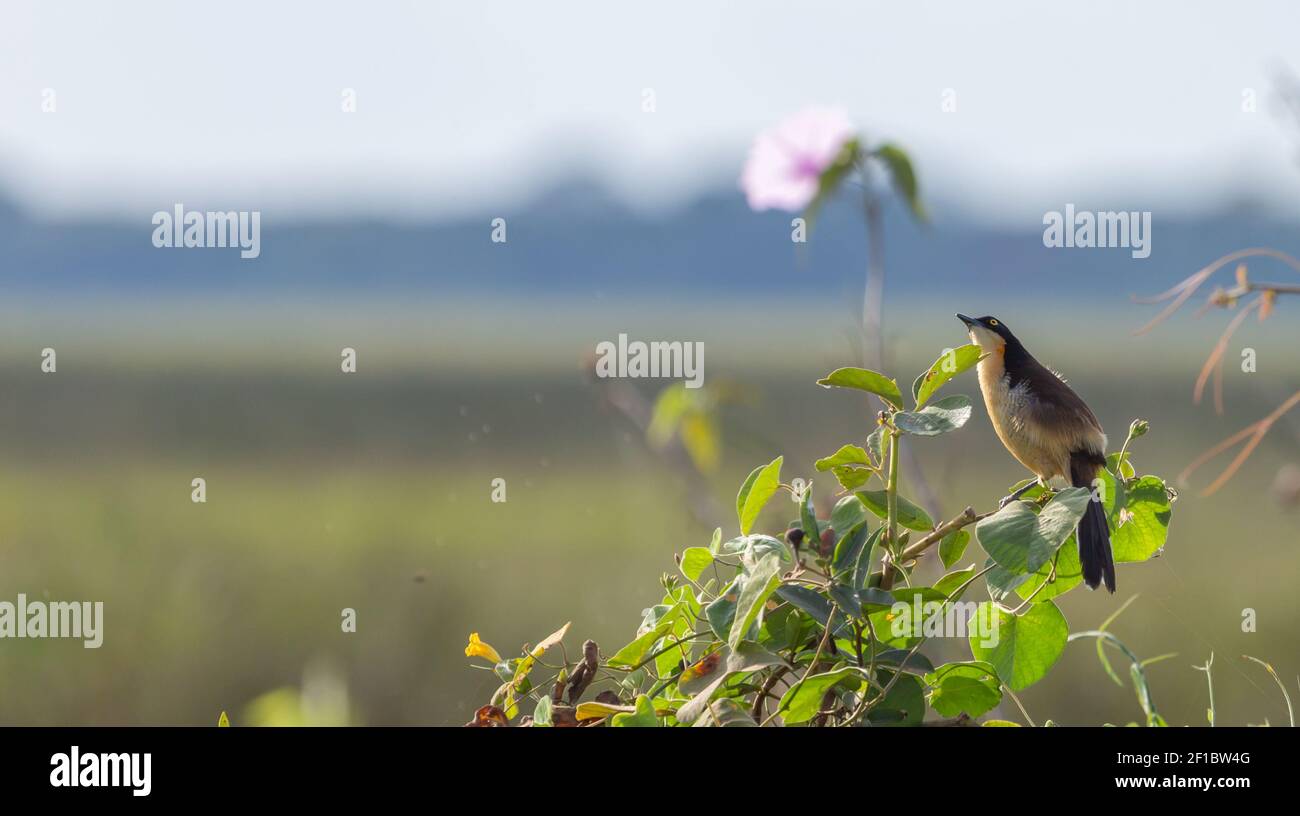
<box><xmin>956</xmin><ymin>314</ymin><xmax>1022</xmax><ymax>353</ymax></box>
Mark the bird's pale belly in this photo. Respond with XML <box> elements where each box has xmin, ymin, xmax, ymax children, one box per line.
<box><xmin>979</xmin><ymin>367</ymin><xmax>1069</xmax><ymax>481</ymax></box>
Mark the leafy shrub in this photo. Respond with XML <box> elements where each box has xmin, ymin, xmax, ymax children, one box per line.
<box><xmin>464</xmin><ymin>350</ymin><xmax>1177</xmax><ymax>726</ymax></box>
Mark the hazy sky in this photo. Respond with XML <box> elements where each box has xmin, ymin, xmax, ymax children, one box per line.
<box><xmin>2</xmin><ymin>0</ymin><xmax>1298</xmax><ymax>223</ymax></box>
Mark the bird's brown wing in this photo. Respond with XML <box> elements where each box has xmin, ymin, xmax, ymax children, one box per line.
<box><xmin>1021</xmin><ymin>361</ymin><xmax>1106</xmax><ymax>456</ymax></box>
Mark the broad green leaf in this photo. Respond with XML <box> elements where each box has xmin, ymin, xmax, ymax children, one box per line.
<box><xmin>849</xmin><ymin>528</ymin><xmax>884</xmax><ymax>591</ymax></box>
<box><xmin>874</xmin><ymin>143</ymin><xmax>926</xmax><ymax>222</ymax></box>
<box><xmin>692</xmin><ymin>698</ymin><xmax>758</xmax><ymax>727</ymax></box>
<box><xmin>827</xmin><ymin>583</ymin><xmax>866</xmax><ymax>620</ymax></box>
<box><xmin>611</xmin><ymin>694</ymin><xmax>660</xmax><ymax>727</ymax></box>
<box><xmin>705</xmin><ymin>579</ymin><xmax>740</xmax><ymax>641</ymax></box>
<box><xmin>817</xmin><ymin>367</ymin><xmax>904</xmax><ymax>409</ymax></box>
<box><xmin>976</xmin><ymin>488</ymin><xmax>1091</xmax><ymax>575</ymax></box>
<box><xmin>607</xmin><ymin>614</ymin><xmax>678</xmax><ymax>668</ymax></box>
<box><xmin>969</xmin><ymin>600</ymin><xmax>1068</xmax><ymax>691</ymax></box>
<box><xmin>873</xmin><ymin>648</ymin><xmax>936</xmax><ymax>675</ymax></box>
<box><xmin>1111</xmin><ymin>476</ymin><xmax>1172</xmax><ymax>563</ymax></box>
<box><xmin>832</xmin><ymin>519</ymin><xmax>871</xmax><ymax>575</ymax></box>
<box><xmin>985</xmin><ymin>561</ymin><xmax>1030</xmax><ymax>602</ymax></box>
<box><xmin>925</xmin><ymin>661</ymin><xmax>1002</xmax><ymax>718</ymax></box>
<box><xmin>934</xmin><ymin>565</ymin><xmax>976</xmax><ymax>598</ymax></box>
<box><xmin>939</xmin><ymin>529</ymin><xmax>970</xmax><ymax>569</ymax></box>
<box><xmin>1107</xmin><ymin>451</ymin><xmax>1136</xmax><ymax>480</ymax></box>
<box><xmin>830</xmin><ymin>494</ymin><xmax>868</xmax><ymax>536</ymax></box>
<box><xmin>868</xmin><ymin>672</ymin><xmax>926</xmax><ymax>726</ymax></box>
<box><xmin>737</xmin><ymin>456</ymin><xmax>783</xmax><ymax>535</ymax></box>
<box><xmin>982</xmin><ymin>719</ymin><xmax>1022</xmax><ymax>727</ymax></box>
<box><xmin>532</xmin><ymin>696</ymin><xmax>554</xmax><ymax>727</ymax></box>
<box><xmin>831</xmin><ymin>465</ymin><xmax>873</xmax><ymax>491</ymax></box>
<box><xmin>779</xmin><ymin>667</ymin><xmax>862</xmax><ymax>724</ymax></box>
<box><xmin>655</xmin><ymin>613</ymin><xmax>693</xmax><ymax>679</ymax></box>
<box><xmin>865</xmin><ymin>426</ymin><xmax>886</xmax><ymax>466</ymax></box>
<box><xmin>729</xmin><ymin>553</ymin><xmax>783</xmax><ymax>649</ymax></box>
<box><xmin>914</xmin><ymin>345</ymin><xmax>984</xmax><ymax>408</ymax></box>
<box><xmin>680</xmin><ymin>547</ymin><xmax>713</xmax><ymax>582</ymax></box>
<box><xmin>855</xmin><ymin>489</ymin><xmax>935</xmax><ymax>531</ymax></box>
<box><xmin>816</xmin><ymin>444</ymin><xmax>873</xmax><ymax>471</ymax></box>
<box><xmin>774</xmin><ymin>584</ymin><xmax>837</xmax><ymax>628</ymax></box>
<box><xmin>894</xmin><ymin>395</ymin><xmax>973</xmax><ymax>436</ymax></box>
<box><xmin>1015</xmin><ymin>535</ymin><xmax>1083</xmax><ymax>602</ymax></box>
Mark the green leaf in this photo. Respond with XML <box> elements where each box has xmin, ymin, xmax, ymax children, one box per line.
<box><xmin>934</xmin><ymin>565</ymin><xmax>976</xmax><ymax>598</ymax></box>
<box><xmin>984</xmin><ymin>560</ymin><xmax>1030</xmax><ymax>602</ymax></box>
<box><xmin>693</xmin><ymin>698</ymin><xmax>759</xmax><ymax>727</ymax></box>
<box><xmin>680</xmin><ymin>547</ymin><xmax>713</xmax><ymax>582</ymax></box>
<box><xmin>729</xmin><ymin>553</ymin><xmax>783</xmax><ymax>649</ymax></box>
<box><xmin>815</xmin><ymin>444</ymin><xmax>872</xmax><ymax>471</ymax></box>
<box><xmin>830</xmin><ymin>494</ymin><xmax>868</xmax><ymax>536</ymax></box>
<box><xmin>774</xmin><ymin>585</ymin><xmax>837</xmax><ymax>628</ymax></box>
<box><xmin>939</xmin><ymin>529</ymin><xmax>970</xmax><ymax>569</ymax></box>
<box><xmin>1107</xmin><ymin>451</ymin><xmax>1136</xmax><ymax>480</ymax></box>
<box><xmin>874</xmin><ymin>143</ymin><xmax>926</xmax><ymax>222</ymax></box>
<box><xmin>869</xmin><ymin>672</ymin><xmax>926</xmax><ymax>726</ymax></box>
<box><xmin>532</xmin><ymin>696</ymin><xmax>554</xmax><ymax>727</ymax></box>
<box><xmin>779</xmin><ymin>667</ymin><xmax>862</xmax><ymax>724</ymax></box>
<box><xmin>855</xmin><ymin>489</ymin><xmax>935</xmax><ymax>531</ymax></box>
<box><xmin>831</xmin><ymin>465</ymin><xmax>873</xmax><ymax>491</ymax></box>
<box><xmin>705</xmin><ymin>579</ymin><xmax>740</xmax><ymax>641</ymax></box>
<box><xmin>610</xmin><ymin>694</ymin><xmax>660</xmax><ymax>727</ymax></box>
<box><xmin>1015</xmin><ymin>535</ymin><xmax>1083</xmax><ymax>602</ymax></box>
<box><xmin>799</xmin><ymin>490</ymin><xmax>820</xmax><ymax>552</ymax></box>
<box><xmin>914</xmin><ymin>345</ymin><xmax>984</xmax><ymax>408</ymax></box>
<box><xmin>817</xmin><ymin>367</ymin><xmax>904</xmax><ymax>409</ymax></box>
<box><xmin>832</xmin><ymin>519</ymin><xmax>872</xmax><ymax>575</ymax></box>
<box><xmin>607</xmin><ymin>611</ymin><xmax>679</xmax><ymax>668</ymax></box>
<box><xmin>1111</xmin><ymin>476</ymin><xmax>1172</xmax><ymax>563</ymax></box>
<box><xmin>737</xmin><ymin>456</ymin><xmax>783</xmax><ymax>536</ymax></box>
<box><xmin>865</xmin><ymin>427</ymin><xmax>886</xmax><ymax>467</ymax></box>
<box><xmin>894</xmin><ymin>394</ymin><xmax>973</xmax><ymax>436</ymax></box>
<box><xmin>976</xmin><ymin>488</ymin><xmax>1091</xmax><ymax>575</ymax></box>
<box><xmin>873</xmin><ymin>649</ymin><xmax>936</xmax><ymax>675</ymax></box>
<box><xmin>925</xmin><ymin>661</ymin><xmax>1002</xmax><ymax>718</ymax></box>
<box><xmin>969</xmin><ymin>600</ymin><xmax>1068</xmax><ymax>691</ymax></box>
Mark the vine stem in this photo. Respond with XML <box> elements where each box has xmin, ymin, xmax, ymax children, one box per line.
<box><xmin>885</xmin><ymin>425</ymin><xmax>900</xmax><ymax>558</ymax></box>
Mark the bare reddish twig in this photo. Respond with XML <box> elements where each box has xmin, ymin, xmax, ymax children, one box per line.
<box><xmin>1136</xmin><ymin>248</ymin><xmax>1300</xmax><ymax>495</ymax></box>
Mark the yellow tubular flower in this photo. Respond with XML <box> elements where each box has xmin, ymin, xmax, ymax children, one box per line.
<box><xmin>465</xmin><ymin>633</ymin><xmax>502</xmax><ymax>664</ymax></box>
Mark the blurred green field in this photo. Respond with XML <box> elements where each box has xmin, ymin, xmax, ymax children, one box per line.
<box><xmin>0</xmin><ymin>298</ymin><xmax>1296</xmax><ymax>725</ymax></box>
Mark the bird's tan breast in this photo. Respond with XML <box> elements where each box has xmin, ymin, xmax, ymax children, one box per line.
<box><xmin>976</xmin><ymin>354</ymin><xmax>1070</xmax><ymax>480</ymax></box>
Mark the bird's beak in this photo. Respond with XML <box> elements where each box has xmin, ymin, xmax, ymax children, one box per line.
<box><xmin>956</xmin><ymin>313</ymin><xmax>977</xmax><ymax>329</ymax></box>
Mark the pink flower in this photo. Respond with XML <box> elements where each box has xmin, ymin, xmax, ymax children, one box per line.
<box><xmin>740</xmin><ymin>107</ymin><xmax>856</xmax><ymax>212</ymax></box>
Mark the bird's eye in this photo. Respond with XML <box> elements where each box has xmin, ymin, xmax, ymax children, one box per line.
<box><xmin>988</xmin><ymin>319</ymin><xmax>999</xmax><ymax>327</ymax></box>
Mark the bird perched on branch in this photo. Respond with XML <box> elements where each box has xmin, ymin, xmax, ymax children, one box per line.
<box><xmin>957</xmin><ymin>314</ymin><xmax>1115</xmax><ymax>592</ymax></box>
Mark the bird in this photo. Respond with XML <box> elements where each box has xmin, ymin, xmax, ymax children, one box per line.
<box><xmin>956</xmin><ymin>314</ymin><xmax>1115</xmax><ymax>592</ymax></box>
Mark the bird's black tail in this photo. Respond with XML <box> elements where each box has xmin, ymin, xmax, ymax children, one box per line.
<box><xmin>1070</xmin><ymin>450</ymin><xmax>1115</xmax><ymax>593</ymax></box>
